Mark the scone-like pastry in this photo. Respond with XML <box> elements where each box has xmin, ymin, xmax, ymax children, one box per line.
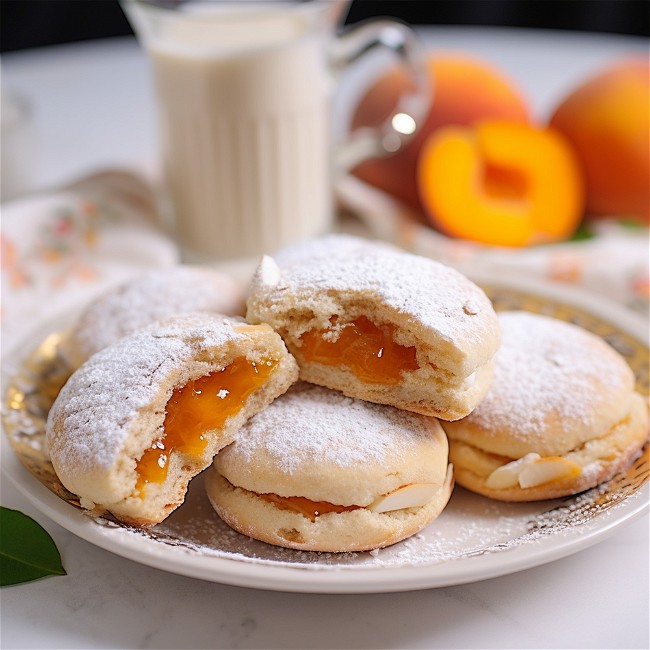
<box><xmin>60</xmin><ymin>266</ymin><xmax>245</xmax><ymax>369</ymax></box>
<box><xmin>246</xmin><ymin>242</ymin><xmax>500</xmax><ymax>420</ymax></box>
<box><xmin>206</xmin><ymin>383</ymin><xmax>453</xmax><ymax>552</ymax></box>
<box><xmin>46</xmin><ymin>313</ymin><xmax>299</xmax><ymax>526</ymax></box>
<box><xmin>442</xmin><ymin>311</ymin><xmax>648</xmax><ymax>501</ymax></box>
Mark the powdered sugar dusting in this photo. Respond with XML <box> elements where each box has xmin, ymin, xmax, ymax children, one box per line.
<box><xmin>47</xmin><ymin>313</ymin><xmax>247</xmax><ymax>477</ymax></box>
<box><xmin>252</xmin><ymin>242</ymin><xmax>499</xmax><ymax>353</ymax></box>
<box><xmin>463</xmin><ymin>311</ymin><xmax>633</xmax><ymax>448</ymax></box>
<box><xmin>271</xmin><ymin>233</ymin><xmax>400</xmax><ymax>268</ymax></box>
<box><xmin>8</xmin><ymin>279</ymin><xmax>648</xmax><ymax>587</ymax></box>
<box><xmin>69</xmin><ymin>266</ymin><xmax>243</xmax><ymax>362</ymax></box>
<box><xmin>228</xmin><ymin>383</ymin><xmax>434</xmax><ymax>474</ymax></box>
<box><xmin>141</xmin><ymin>471</ymin><xmax>644</xmax><ymax>572</ymax></box>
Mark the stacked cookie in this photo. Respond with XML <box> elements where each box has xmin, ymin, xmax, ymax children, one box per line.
<box><xmin>45</xmin><ymin>236</ymin><xmax>648</xmax><ymax>553</ymax></box>
<box><xmin>442</xmin><ymin>311</ymin><xmax>648</xmax><ymax>502</ymax></box>
<box><xmin>206</xmin><ymin>383</ymin><xmax>454</xmax><ymax>552</ymax></box>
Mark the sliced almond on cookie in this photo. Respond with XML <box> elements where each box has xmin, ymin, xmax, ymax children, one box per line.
<box><xmin>485</xmin><ymin>453</ymin><xmax>541</xmax><ymax>489</ymax></box>
<box><xmin>518</xmin><ymin>456</ymin><xmax>581</xmax><ymax>488</ymax></box>
<box><xmin>368</xmin><ymin>483</ymin><xmax>439</xmax><ymax>513</ymax></box>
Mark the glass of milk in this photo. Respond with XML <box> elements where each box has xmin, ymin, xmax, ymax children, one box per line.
<box><xmin>123</xmin><ymin>0</ymin><xmax>430</xmax><ymax>262</ymax></box>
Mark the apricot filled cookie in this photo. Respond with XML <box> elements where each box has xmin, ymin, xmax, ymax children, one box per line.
<box><xmin>442</xmin><ymin>311</ymin><xmax>648</xmax><ymax>501</ymax></box>
<box><xmin>205</xmin><ymin>383</ymin><xmax>453</xmax><ymax>552</ymax></box>
<box><xmin>60</xmin><ymin>266</ymin><xmax>245</xmax><ymax>370</ymax></box>
<box><xmin>46</xmin><ymin>313</ymin><xmax>299</xmax><ymax>526</ymax></box>
<box><xmin>246</xmin><ymin>243</ymin><xmax>500</xmax><ymax>420</ymax></box>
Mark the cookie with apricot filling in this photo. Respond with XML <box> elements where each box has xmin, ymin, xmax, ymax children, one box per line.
<box><xmin>246</xmin><ymin>239</ymin><xmax>500</xmax><ymax>420</ymax></box>
<box><xmin>206</xmin><ymin>382</ymin><xmax>453</xmax><ymax>552</ymax></box>
<box><xmin>46</xmin><ymin>313</ymin><xmax>298</xmax><ymax>526</ymax></box>
<box><xmin>442</xmin><ymin>311</ymin><xmax>648</xmax><ymax>501</ymax></box>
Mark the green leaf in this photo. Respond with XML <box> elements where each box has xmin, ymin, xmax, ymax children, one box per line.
<box><xmin>0</xmin><ymin>507</ymin><xmax>66</xmax><ymax>586</ymax></box>
<box><xmin>617</xmin><ymin>218</ymin><xmax>647</xmax><ymax>230</ymax></box>
<box><xmin>568</xmin><ymin>222</ymin><xmax>596</xmax><ymax>242</ymax></box>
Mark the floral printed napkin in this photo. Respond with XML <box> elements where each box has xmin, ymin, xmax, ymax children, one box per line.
<box><xmin>1</xmin><ymin>170</ymin><xmax>179</xmax><ymax>349</ymax></box>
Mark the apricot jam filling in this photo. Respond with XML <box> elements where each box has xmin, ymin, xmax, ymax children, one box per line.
<box><xmin>299</xmin><ymin>315</ymin><xmax>419</xmax><ymax>384</ymax></box>
<box><xmin>260</xmin><ymin>493</ymin><xmax>361</xmax><ymax>522</ymax></box>
<box><xmin>135</xmin><ymin>356</ymin><xmax>277</xmax><ymax>493</ymax></box>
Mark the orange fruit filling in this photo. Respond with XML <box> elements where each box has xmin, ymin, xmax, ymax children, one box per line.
<box><xmin>417</xmin><ymin>121</ymin><xmax>584</xmax><ymax>246</ymax></box>
<box><xmin>260</xmin><ymin>493</ymin><xmax>361</xmax><ymax>522</ymax></box>
<box><xmin>299</xmin><ymin>316</ymin><xmax>419</xmax><ymax>384</ymax></box>
<box><xmin>135</xmin><ymin>356</ymin><xmax>277</xmax><ymax>493</ymax></box>
<box><xmin>483</xmin><ymin>161</ymin><xmax>529</xmax><ymax>202</ymax></box>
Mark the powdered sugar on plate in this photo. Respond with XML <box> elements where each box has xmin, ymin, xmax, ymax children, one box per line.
<box><xmin>126</xmin><ymin>470</ymin><xmax>645</xmax><ymax>571</ymax></box>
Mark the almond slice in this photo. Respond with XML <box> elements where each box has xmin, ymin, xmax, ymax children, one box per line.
<box><xmin>258</xmin><ymin>255</ymin><xmax>281</xmax><ymax>287</ymax></box>
<box><xmin>367</xmin><ymin>483</ymin><xmax>439</xmax><ymax>513</ymax></box>
<box><xmin>485</xmin><ymin>453</ymin><xmax>541</xmax><ymax>489</ymax></box>
<box><xmin>518</xmin><ymin>456</ymin><xmax>581</xmax><ymax>488</ymax></box>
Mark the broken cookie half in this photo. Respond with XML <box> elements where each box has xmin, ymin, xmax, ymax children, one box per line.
<box><xmin>246</xmin><ymin>240</ymin><xmax>500</xmax><ymax>421</ymax></box>
<box><xmin>46</xmin><ymin>313</ymin><xmax>298</xmax><ymax>526</ymax></box>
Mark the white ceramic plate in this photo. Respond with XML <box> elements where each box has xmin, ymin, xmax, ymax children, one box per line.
<box><xmin>2</xmin><ymin>276</ymin><xmax>648</xmax><ymax>594</ymax></box>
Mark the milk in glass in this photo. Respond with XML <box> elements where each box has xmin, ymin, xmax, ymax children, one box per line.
<box><xmin>147</xmin><ymin>5</ymin><xmax>332</xmax><ymax>260</ymax></box>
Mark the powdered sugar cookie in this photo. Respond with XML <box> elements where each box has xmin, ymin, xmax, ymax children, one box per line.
<box><xmin>206</xmin><ymin>382</ymin><xmax>453</xmax><ymax>552</ymax></box>
<box><xmin>271</xmin><ymin>232</ymin><xmax>399</xmax><ymax>268</ymax></box>
<box><xmin>60</xmin><ymin>266</ymin><xmax>245</xmax><ymax>370</ymax></box>
<box><xmin>46</xmin><ymin>313</ymin><xmax>299</xmax><ymax>526</ymax></box>
<box><xmin>246</xmin><ymin>240</ymin><xmax>500</xmax><ymax>420</ymax></box>
<box><xmin>442</xmin><ymin>311</ymin><xmax>648</xmax><ymax>501</ymax></box>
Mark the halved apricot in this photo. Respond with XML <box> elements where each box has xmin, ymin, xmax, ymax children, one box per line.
<box><xmin>417</xmin><ymin>120</ymin><xmax>585</xmax><ymax>247</ymax></box>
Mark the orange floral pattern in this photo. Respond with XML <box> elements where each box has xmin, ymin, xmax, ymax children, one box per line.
<box><xmin>34</xmin><ymin>199</ymin><xmax>115</xmax><ymax>289</ymax></box>
<box><xmin>1</xmin><ymin>235</ymin><xmax>32</xmax><ymax>289</ymax></box>
<box><xmin>546</xmin><ymin>252</ymin><xmax>583</xmax><ymax>284</ymax></box>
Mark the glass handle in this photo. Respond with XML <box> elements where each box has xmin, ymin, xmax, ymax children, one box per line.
<box><xmin>331</xmin><ymin>19</ymin><xmax>432</xmax><ymax>171</ymax></box>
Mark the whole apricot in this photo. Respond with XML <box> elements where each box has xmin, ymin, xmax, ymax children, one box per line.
<box><xmin>417</xmin><ymin>121</ymin><xmax>585</xmax><ymax>247</ymax></box>
<box><xmin>549</xmin><ymin>58</ymin><xmax>649</xmax><ymax>223</ymax></box>
<box><xmin>350</xmin><ymin>54</ymin><xmax>530</xmax><ymax>210</ymax></box>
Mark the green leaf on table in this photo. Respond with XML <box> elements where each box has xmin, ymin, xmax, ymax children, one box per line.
<box><xmin>568</xmin><ymin>222</ymin><xmax>596</xmax><ymax>242</ymax></box>
<box><xmin>0</xmin><ymin>507</ymin><xmax>66</xmax><ymax>586</ymax></box>
<box><xmin>616</xmin><ymin>218</ymin><xmax>646</xmax><ymax>230</ymax></box>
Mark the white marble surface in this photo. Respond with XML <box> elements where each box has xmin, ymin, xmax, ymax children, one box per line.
<box><xmin>1</xmin><ymin>26</ymin><xmax>649</xmax><ymax>650</ymax></box>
